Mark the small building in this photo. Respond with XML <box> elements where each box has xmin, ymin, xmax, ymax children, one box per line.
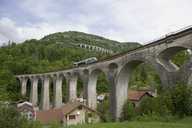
<box><xmin>36</xmin><ymin>102</ymin><xmax>101</xmax><ymax>125</ymax></box>
<box><xmin>128</xmin><ymin>90</ymin><xmax>154</xmax><ymax>107</ymax></box>
<box><xmin>97</xmin><ymin>94</ymin><xmax>105</xmax><ymax>102</ymax></box>
<box><xmin>97</xmin><ymin>93</ymin><xmax>109</xmax><ymax>102</ymax></box>
<box><xmin>17</xmin><ymin>101</ymin><xmax>36</xmax><ymax>120</ymax></box>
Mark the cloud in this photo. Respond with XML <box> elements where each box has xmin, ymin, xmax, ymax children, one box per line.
<box><xmin>0</xmin><ymin>17</ymin><xmax>21</xmax><ymax>42</ymax></box>
<box><xmin>0</xmin><ymin>17</ymin><xmax>89</xmax><ymax>43</ymax></box>
<box><xmin>0</xmin><ymin>0</ymin><xmax>192</xmax><ymax>44</ymax></box>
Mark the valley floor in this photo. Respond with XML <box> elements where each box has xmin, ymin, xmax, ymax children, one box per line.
<box><xmin>65</xmin><ymin>117</ymin><xmax>192</xmax><ymax>128</ymax></box>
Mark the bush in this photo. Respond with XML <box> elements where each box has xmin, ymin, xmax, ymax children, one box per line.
<box><xmin>139</xmin><ymin>96</ymin><xmax>171</xmax><ymax>116</ymax></box>
<box><xmin>168</xmin><ymin>84</ymin><xmax>192</xmax><ymax>117</ymax></box>
<box><xmin>120</xmin><ymin>100</ymin><xmax>136</xmax><ymax>121</ymax></box>
<box><xmin>97</xmin><ymin>97</ymin><xmax>113</xmax><ymax>122</ymax></box>
<box><xmin>0</xmin><ymin>105</ymin><xmax>42</xmax><ymax>128</ymax></box>
<box><xmin>135</xmin><ymin>113</ymin><xmax>177</xmax><ymax>122</ymax></box>
<box><xmin>0</xmin><ymin>105</ymin><xmax>21</xmax><ymax>128</ymax></box>
<box><xmin>139</xmin><ymin>83</ymin><xmax>192</xmax><ymax>118</ymax></box>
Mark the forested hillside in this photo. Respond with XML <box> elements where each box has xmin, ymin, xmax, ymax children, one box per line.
<box><xmin>41</xmin><ymin>31</ymin><xmax>140</xmax><ymax>52</ymax></box>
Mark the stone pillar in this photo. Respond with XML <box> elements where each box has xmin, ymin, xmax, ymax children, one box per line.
<box><xmin>114</xmin><ymin>76</ymin><xmax>129</xmax><ymax>121</ymax></box>
<box><xmin>30</xmin><ymin>77</ymin><xmax>38</xmax><ymax>106</ymax></box>
<box><xmin>86</xmin><ymin>74</ymin><xmax>97</xmax><ymax>109</ymax></box>
<box><xmin>40</xmin><ymin>76</ymin><xmax>50</xmax><ymax>110</ymax></box>
<box><xmin>53</xmin><ymin>76</ymin><xmax>63</xmax><ymax>108</ymax></box>
<box><xmin>67</xmin><ymin>75</ymin><xmax>77</xmax><ymax>101</ymax></box>
<box><xmin>107</xmin><ymin>66</ymin><xmax>127</xmax><ymax>121</ymax></box>
<box><xmin>107</xmin><ymin>73</ymin><xmax>118</xmax><ymax>121</ymax></box>
<box><xmin>20</xmin><ymin>77</ymin><xmax>28</xmax><ymax>96</ymax></box>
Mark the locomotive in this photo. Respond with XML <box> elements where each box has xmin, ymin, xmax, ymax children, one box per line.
<box><xmin>73</xmin><ymin>57</ymin><xmax>98</xmax><ymax>67</ymax></box>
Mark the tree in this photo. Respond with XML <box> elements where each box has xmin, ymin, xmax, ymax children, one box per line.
<box><xmin>169</xmin><ymin>84</ymin><xmax>192</xmax><ymax>117</ymax></box>
<box><xmin>0</xmin><ymin>105</ymin><xmax>42</xmax><ymax>128</ymax></box>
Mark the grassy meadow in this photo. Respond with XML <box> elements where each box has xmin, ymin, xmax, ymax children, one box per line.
<box><xmin>65</xmin><ymin>117</ymin><xmax>192</xmax><ymax>128</ymax></box>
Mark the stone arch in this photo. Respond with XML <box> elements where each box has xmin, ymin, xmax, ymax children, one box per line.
<box><xmin>113</xmin><ymin>58</ymin><xmax>161</xmax><ymax>120</ymax></box>
<box><xmin>108</xmin><ymin>63</ymin><xmax>118</xmax><ymax>71</ymax></box>
<box><xmin>117</xmin><ymin>60</ymin><xmax>143</xmax><ymax>85</ymax></box>
<box><xmin>158</xmin><ymin>46</ymin><xmax>189</xmax><ymax>71</ymax></box>
<box><xmin>87</xmin><ymin>68</ymin><xmax>109</xmax><ymax>109</ymax></box>
<box><xmin>114</xmin><ymin>60</ymin><xmax>143</xmax><ymax>119</ymax></box>
<box><xmin>118</xmin><ymin>57</ymin><xmax>162</xmax><ymax>87</ymax></box>
<box><xmin>91</xmin><ymin>67</ymin><xmax>108</xmax><ymax>77</ymax></box>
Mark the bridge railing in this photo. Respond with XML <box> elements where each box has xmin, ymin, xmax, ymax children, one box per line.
<box><xmin>145</xmin><ymin>25</ymin><xmax>192</xmax><ymax>45</ymax></box>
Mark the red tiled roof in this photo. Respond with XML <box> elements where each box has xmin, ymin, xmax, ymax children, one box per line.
<box><xmin>36</xmin><ymin>102</ymin><xmax>100</xmax><ymax>124</ymax></box>
<box><xmin>128</xmin><ymin>90</ymin><xmax>152</xmax><ymax>101</ymax></box>
<box><xmin>62</xmin><ymin>102</ymin><xmax>81</xmax><ymax>115</ymax></box>
<box><xmin>36</xmin><ymin>107</ymin><xmax>63</xmax><ymax>124</ymax></box>
<box><xmin>36</xmin><ymin>102</ymin><xmax>80</xmax><ymax>124</ymax></box>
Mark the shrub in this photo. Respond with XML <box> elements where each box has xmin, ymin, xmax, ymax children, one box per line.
<box><xmin>0</xmin><ymin>105</ymin><xmax>43</xmax><ymax>128</ymax></box>
<box><xmin>139</xmin><ymin>83</ymin><xmax>192</xmax><ymax>118</ymax></box>
<box><xmin>139</xmin><ymin>97</ymin><xmax>154</xmax><ymax>115</ymax></box>
<box><xmin>0</xmin><ymin>105</ymin><xmax>21</xmax><ymax>128</ymax></box>
<box><xmin>139</xmin><ymin>96</ymin><xmax>171</xmax><ymax>116</ymax></box>
<box><xmin>120</xmin><ymin>100</ymin><xmax>136</xmax><ymax>121</ymax></box>
<box><xmin>135</xmin><ymin>113</ymin><xmax>177</xmax><ymax>122</ymax></box>
<box><xmin>168</xmin><ymin>84</ymin><xmax>192</xmax><ymax>117</ymax></box>
<box><xmin>97</xmin><ymin>97</ymin><xmax>113</xmax><ymax>122</ymax></box>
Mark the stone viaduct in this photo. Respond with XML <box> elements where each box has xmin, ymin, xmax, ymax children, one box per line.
<box><xmin>77</xmin><ymin>43</ymin><xmax>114</xmax><ymax>54</ymax></box>
<box><xmin>16</xmin><ymin>27</ymin><xmax>192</xmax><ymax>121</ymax></box>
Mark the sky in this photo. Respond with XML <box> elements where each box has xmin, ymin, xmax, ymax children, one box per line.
<box><xmin>0</xmin><ymin>0</ymin><xmax>192</xmax><ymax>45</ymax></box>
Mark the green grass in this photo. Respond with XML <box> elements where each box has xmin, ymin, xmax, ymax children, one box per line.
<box><xmin>66</xmin><ymin>117</ymin><xmax>192</xmax><ymax>128</ymax></box>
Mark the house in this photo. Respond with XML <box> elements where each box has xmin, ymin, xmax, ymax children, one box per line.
<box><xmin>128</xmin><ymin>90</ymin><xmax>154</xmax><ymax>107</ymax></box>
<box><xmin>17</xmin><ymin>101</ymin><xmax>36</xmax><ymax>120</ymax></box>
<box><xmin>36</xmin><ymin>102</ymin><xmax>101</xmax><ymax>125</ymax></box>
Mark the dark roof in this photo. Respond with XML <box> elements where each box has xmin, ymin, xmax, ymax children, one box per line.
<box><xmin>128</xmin><ymin>90</ymin><xmax>153</xmax><ymax>101</ymax></box>
<box><xmin>17</xmin><ymin>104</ymin><xmax>34</xmax><ymax>112</ymax></box>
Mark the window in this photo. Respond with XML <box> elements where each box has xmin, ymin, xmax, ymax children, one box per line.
<box><xmin>69</xmin><ymin>115</ymin><xmax>76</xmax><ymax>120</ymax></box>
<box><xmin>28</xmin><ymin>112</ymin><xmax>33</xmax><ymax>119</ymax></box>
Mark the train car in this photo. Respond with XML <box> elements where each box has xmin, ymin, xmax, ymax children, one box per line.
<box><xmin>73</xmin><ymin>57</ymin><xmax>98</xmax><ymax>67</ymax></box>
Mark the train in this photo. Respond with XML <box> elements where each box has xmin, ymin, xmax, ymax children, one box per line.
<box><xmin>73</xmin><ymin>57</ymin><xmax>98</xmax><ymax>67</ymax></box>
